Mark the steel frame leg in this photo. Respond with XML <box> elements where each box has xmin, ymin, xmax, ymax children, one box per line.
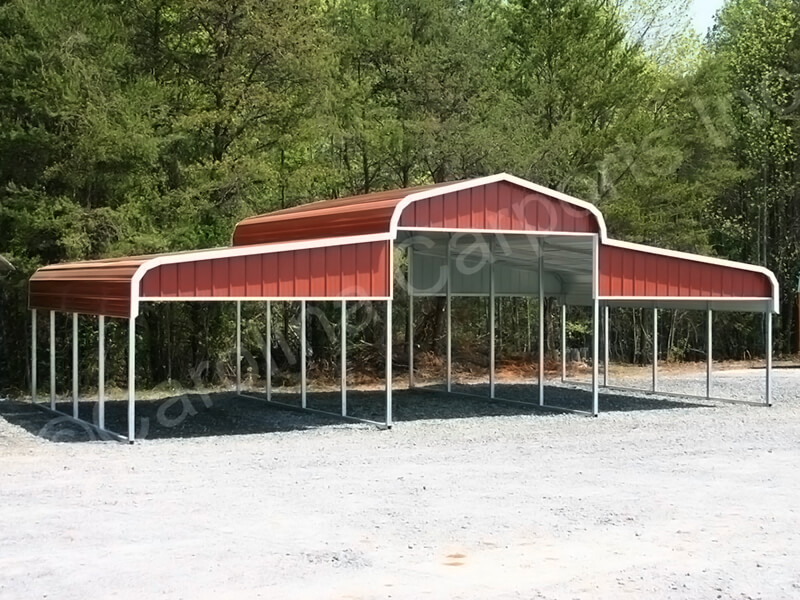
<box><xmin>489</xmin><ymin>243</ymin><xmax>496</xmax><ymax>399</ymax></box>
<box><xmin>706</xmin><ymin>308</ymin><xmax>712</xmax><ymax>400</ymax></box>
<box><xmin>236</xmin><ymin>300</ymin><xmax>242</xmax><ymax>394</ymax></box>
<box><xmin>446</xmin><ymin>239</ymin><xmax>452</xmax><ymax>392</ymax></box>
<box><xmin>31</xmin><ymin>310</ymin><xmax>37</xmax><ymax>403</ymax></box>
<box><xmin>300</xmin><ymin>300</ymin><xmax>307</xmax><ymax>408</ymax></box>
<box><xmin>128</xmin><ymin>316</ymin><xmax>136</xmax><ymax>443</ymax></box>
<box><xmin>603</xmin><ymin>304</ymin><xmax>609</xmax><ymax>387</ymax></box>
<box><xmin>72</xmin><ymin>313</ymin><xmax>79</xmax><ymax>418</ymax></box>
<box><xmin>408</xmin><ymin>249</ymin><xmax>414</xmax><ymax>389</ymax></box>
<box><xmin>538</xmin><ymin>246</ymin><xmax>544</xmax><ymax>406</ymax></box>
<box><xmin>592</xmin><ymin>299</ymin><xmax>599</xmax><ymax>416</ymax></box>
<box><xmin>560</xmin><ymin>304</ymin><xmax>566</xmax><ymax>383</ymax></box>
<box><xmin>50</xmin><ymin>310</ymin><xmax>55</xmax><ymax>410</ymax></box>
<box><xmin>652</xmin><ymin>308</ymin><xmax>658</xmax><ymax>392</ymax></box>
<box><xmin>341</xmin><ymin>300</ymin><xmax>347</xmax><ymax>416</ymax></box>
<box><xmin>766</xmin><ymin>311</ymin><xmax>772</xmax><ymax>406</ymax></box>
<box><xmin>265</xmin><ymin>301</ymin><xmax>271</xmax><ymax>402</ymax></box>
<box><xmin>99</xmin><ymin>315</ymin><xmax>105</xmax><ymax>429</ymax></box>
<box><xmin>386</xmin><ymin>299</ymin><xmax>393</xmax><ymax>427</ymax></box>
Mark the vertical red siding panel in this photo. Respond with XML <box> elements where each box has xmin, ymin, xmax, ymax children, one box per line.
<box><xmin>633</xmin><ymin>253</ymin><xmax>645</xmax><ymax>295</ymax></box>
<box><xmin>598</xmin><ymin>247</ymin><xmax>610</xmax><ymax>295</ymax></box>
<box><xmin>443</xmin><ymin>192</ymin><xmax>458</xmax><ymax>228</ymax></box>
<box><xmin>486</xmin><ymin>183</ymin><xmax>499</xmax><ymax>229</ymax></box>
<box><xmin>431</xmin><ymin>195</ymin><xmax>445</xmax><ymax>227</ymax></box>
<box><xmin>245</xmin><ymin>255</ymin><xmax>261</xmax><ymax>296</ymax></box>
<box><xmin>295</xmin><ymin>250</ymin><xmax>311</xmax><ymax>297</ymax></box>
<box><xmin>622</xmin><ymin>249</ymin><xmax>634</xmax><ymax>296</ymax></box>
<box><xmin>475</xmin><ymin>186</ymin><xmax>487</xmax><ymax>229</ymax></box>
<box><xmin>457</xmin><ymin>189</ymin><xmax>471</xmax><ymax>228</ymax></box>
<box><xmin>211</xmin><ymin>259</ymin><xmax>226</xmax><ymax>297</ymax></box>
<box><xmin>341</xmin><ymin>245</ymin><xmax>357</xmax><ymax>295</ymax></box>
<box><xmin>498</xmin><ymin>182</ymin><xmax>512</xmax><ymax>229</ymax></box>
<box><xmin>161</xmin><ymin>264</ymin><xmax>178</xmax><ymax>296</ymax></box>
<box><xmin>711</xmin><ymin>265</ymin><xmax>723</xmax><ymax>297</ymax></box>
<box><xmin>399</xmin><ymin>201</ymin><xmax>414</xmax><ymax>227</ymax></box>
<box><xmin>678</xmin><ymin>261</ymin><xmax>689</xmax><ymax>295</ymax></box>
<box><xmin>278</xmin><ymin>252</ymin><xmax>294</xmax><ymax>297</ymax></box>
<box><xmin>667</xmin><ymin>258</ymin><xmax>679</xmax><ymax>296</ymax></box>
<box><xmin>356</xmin><ymin>244</ymin><xmax>372</xmax><ymax>296</ymax></box>
<box><xmin>196</xmin><ymin>262</ymin><xmax>213</xmax><ymax>296</ymax></box>
<box><xmin>609</xmin><ymin>249</ymin><xmax>622</xmax><ymax>295</ymax></box>
<box><xmin>177</xmin><ymin>263</ymin><xmax>194</xmax><ymax>297</ymax></box>
<box><xmin>415</xmin><ymin>198</ymin><xmax>429</xmax><ymax>228</ymax></box>
<box><xmin>327</xmin><ymin>245</ymin><xmax>342</xmax><ymax>296</ymax></box>
<box><xmin>721</xmin><ymin>268</ymin><xmax>733</xmax><ymax>297</ymax></box>
<box><xmin>689</xmin><ymin>261</ymin><xmax>703</xmax><ymax>296</ymax></box>
<box><xmin>229</xmin><ymin>256</ymin><xmax>246</xmax><ymax>296</ymax></box>
<box><xmin>644</xmin><ymin>255</ymin><xmax>656</xmax><ymax>295</ymax></box>
<box><xmin>141</xmin><ymin>270</ymin><xmax>159</xmax><ymax>297</ymax></box>
<box><xmin>656</xmin><ymin>257</ymin><xmax>668</xmax><ymax>296</ymax></box>
<box><xmin>309</xmin><ymin>247</ymin><xmax>326</xmax><ymax>297</ymax></box>
<box><xmin>263</xmin><ymin>253</ymin><xmax>278</xmax><ymax>297</ymax></box>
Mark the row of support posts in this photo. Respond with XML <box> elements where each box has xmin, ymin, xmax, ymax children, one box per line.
<box><xmin>234</xmin><ymin>298</ymin><xmax>392</xmax><ymax>427</ymax></box>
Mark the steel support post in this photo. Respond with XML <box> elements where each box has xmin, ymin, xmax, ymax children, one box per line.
<box><xmin>72</xmin><ymin>313</ymin><xmax>78</xmax><ymax>418</ymax></box>
<box><xmin>538</xmin><ymin>244</ymin><xmax>544</xmax><ymax>406</ymax></box>
<box><xmin>446</xmin><ymin>238</ymin><xmax>452</xmax><ymax>392</ymax></box>
<box><xmin>603</xmin><ymin>304</ymin><xmax>609</xmax><ymax>388</ymax></box>
<box><xmin>560</xmin><ymin>304</ymin><xmax>566</xmax><ymax>383</ymax></box>
<box><xmin>49</xmin><ymin>310</ymin><xmax>55</xmax><ymax>410</ymax></box>
<box><xmin>386</xmin><ymin>299</ymin><xmax>393</xmax><ymax>427</ymax></box>
<box><xmin>706</xmin><ymin>308</ymin><xmax>712</xmax><ymax>399</ymax></box>
<box><xmin>265</xmin><ymin>301</ymin><xmax>271</xmax><ymax>401</ymax></box>
<box><xmin>341</xmin><ymin>300</ymin><xmax>347</xmax><ymax>416</ymax></box>
<box><xmin>766</xmin><ymin>311</ymin><xmax>773</xmax><ymax>406</ymax></box>
<box><xmin>31</xmin><ymin>310</ymin><xmax>37</xmax><ymax>403</ymax></box>
<box><xmin>592</xmin><ymin>298</ymin><xmax>599</xmax><ymax>416</ymax></box>
<box><xmin>652</xmin><ymin>308</ymin><xmax>658</xmax><ymax>392</ymax></box>
<box><xmin>98</xmin><ymin>315</ymin><xmax>105</xmax><ymax>430</ymax></box>
<box><xmin>489</xmin><ymin>240</ymin><xmax>496</xmax><ymax>399</ymax></box>
<box><xmin>128</xmin><ymin>316</ymin><xmax>136</xmax><ymax>443</ymax></box>
<box><xmin>408</xmin><ymin>248</ymin><xmax>414</xmax><ymax>389</ymax></box>
<box><xmin>235</xmin><ymin>300</ymin><xmax>242</xmax><ymax>394</ymax></box>
<box><xmin>300</xmin><ymin>300</ymin><xmax>307</xmax><ymax>408</ymax></box>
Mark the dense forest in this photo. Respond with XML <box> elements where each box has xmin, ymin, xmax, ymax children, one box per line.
<box><xmin>1</xmin><ymin>0</ymin><xmax>799</xmax><ymax>394</ymax></box>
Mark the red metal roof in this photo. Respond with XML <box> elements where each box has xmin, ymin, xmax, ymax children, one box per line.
<box><xmin>29</xmin><ymin>173</ymin><xmax>779</xmax><ymax>318</ymax></box>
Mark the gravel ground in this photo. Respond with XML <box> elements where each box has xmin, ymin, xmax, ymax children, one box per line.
<box><xmin>1</xmin><ymin>364</ymin><xmax>799</xmax><ymax>599</ymax></box>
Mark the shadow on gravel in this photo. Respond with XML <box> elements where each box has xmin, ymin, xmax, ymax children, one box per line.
<box><xmin>0</xmin><ymin>382</ymin><xmax>710</xmax><ymax>443</ymax></box>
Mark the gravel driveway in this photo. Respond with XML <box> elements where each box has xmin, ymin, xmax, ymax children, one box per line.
<box><xmin>1</xmin><ymin>364</ymin><xmax>799</xmax><ymax>599</ymax></box>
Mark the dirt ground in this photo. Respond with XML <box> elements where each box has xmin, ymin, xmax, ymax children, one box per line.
<box><xmin>1</xmin><ymin>363</ymin><xmax>799</xmax><ymax>599</ymax></box>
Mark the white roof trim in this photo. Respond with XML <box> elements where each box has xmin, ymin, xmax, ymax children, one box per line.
<box><xmin>604</xmin><ymin>239</ymin><xmax>780</xmax><ymax>313</ymax></box>
<box><xmin>389</xmin><ymin>172</ymin><xmax>609</xmax><ymax>238</ymax></box>
<box><xmin>129</xmin><ymin>232</ymin><xmax>392</xmax><ymax>318</ymax></box>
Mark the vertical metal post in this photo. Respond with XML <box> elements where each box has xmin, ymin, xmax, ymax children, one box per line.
<box><xmin>98</xmin><ymin>315</ymin><xmax>105</xmax><ymax>430</ymax></box>
<box><xmin>446</xmin><ymin>238</ymin><xmax>452</xmax><ymax>392</ymax></box>
<box><xmin>706</xmin><ymin>308</ymin><xmax>712</xmax><ymax>399</ymax></box>
<box><xmin>31</xmin><ymin>309</ymin><xmax>37</xmax><ymax>403</ymax></box>
<box><xmin>603</xmin><ymin>304</ymin><xmax>609</xmax><ymax>387</ymax></box>
<box><xmin>560</xmin><ymin>304</ymin><xmax>566</xmax><ymax>383</ymax></box>
<box><xmin>49</xmin><ymin>310</ymin><xmax>55</xmax><ymax>410</ymax></box>
<box><xmin>386</xmin><ymin>299</ymin><xmax>393</xmax><ymax>427</ymax></box>
<box><xmin>538</xmin><ymin>244</ymin><xmax>544</xmax><ymax>406</ymax></box>
<box><xmin>408</xmin><ymin>248</ymin><xmax>414</xmax><ymax>389</ymax></box>
<box><xmin>235</xmin><ymin>300</ymin><xmax>242</xmax><ymax>394</ymax></box>
<box><xmin>592</xmin><ymin>298</ymin><xmax>599</xmax><ymax>417</ymax></box>
<box><xmin>652</xmin><ymin>308</ymin><xmax>658</xmax><ymax>392</ymax></box>
<box><xmin>72</xmin><ymin>313</ymin><xmax>79</xmax><ymax>418</ymax></box>
<box><xmin>128</xmin><ymin>316</ymin><xmax>136</xmax><ymax>443</ymax></box>
<box><xmin>489</xmin><ymin>239</ymin><xmax>496</xmax><ymax>399</ymax></box>
<box><xmin>591</xmin><ymin>235</ymin><xmax>599</xmax><ymax>417</ymax></box>
<box><xmin>265</xmin><ymin>301</ymin><xmax>271</xmax><ymax>402</ymax></box>
<box><xmin>766</xmin><ymin>311</ymin><xmax>773</xmax><ymax>406</ymax></box>
<box><xmin>341</xmin><ymin>300</ymin><xmax>347</xmax><ymax>416</ymax></box>
<box><xmin>300</xmin><ymin>300</ymin><xmax>307</xmax><ymax>408</ymax></box>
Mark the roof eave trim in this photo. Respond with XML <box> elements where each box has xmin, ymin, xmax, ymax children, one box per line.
<box><xmin>388</xmin><ymin>172</ymin><xmax>609</xmax><ymax>239</ymax></box>
<box><xmin>605</xmin><ymin>238</ymin><xmax>781</xmax><ymax>314</ymax></box>
<box><xmin>128</xmin><ymin>232</ymin><xmax>393</xmax><ymax>319</ymax></box>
